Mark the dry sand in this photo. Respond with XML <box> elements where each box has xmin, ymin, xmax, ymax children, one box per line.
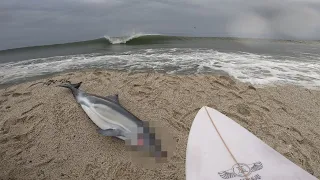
<box><xmin>0</xmin><ymin>70</ymin><xmax>319</xmax><ymax>180</ymax></box>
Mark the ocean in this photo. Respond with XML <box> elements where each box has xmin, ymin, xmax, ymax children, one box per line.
<box><xmin>0</xmin><ymin>34</ymin><xmax>320</xmax><ymax>89</ymax></box>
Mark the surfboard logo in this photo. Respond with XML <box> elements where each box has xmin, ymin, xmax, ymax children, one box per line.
<box><xmin>218</xmin><ymin>162</ymin><xmax>263</xmax><ymax>179</ymax></box>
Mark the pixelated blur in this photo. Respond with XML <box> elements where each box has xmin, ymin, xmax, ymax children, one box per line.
<box><xmin>124</xmin><ymin>120</ymin><xmax>176</xmax><ymax>168</ymax></box>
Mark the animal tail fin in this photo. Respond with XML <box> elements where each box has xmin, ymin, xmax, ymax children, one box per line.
<box><xmin>58</xmin><ymin>82</ymin><xmax>82</xmax><ymax>89</ymax></box>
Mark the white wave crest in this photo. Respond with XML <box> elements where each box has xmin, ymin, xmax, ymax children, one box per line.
<box><xmin>103</xmin><ymin>33</ymin><xmax>160</xmax><ymax>44</ymax></box>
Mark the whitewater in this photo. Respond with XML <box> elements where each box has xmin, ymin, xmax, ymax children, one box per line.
<box><xmin>0</xmin><ymin>34</ymin><xmax>320</xmax><ymax>89</ymax></box>
<box><xmin>103</xmin><ymin>33</ymin><xmax>161</xmax><ymax>44</ymax></box>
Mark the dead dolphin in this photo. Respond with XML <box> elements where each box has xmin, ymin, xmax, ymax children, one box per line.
<box><xmin>58</xmin><ymin>82</ymin><xmax>167</xmax><ymax>159</ymax></box>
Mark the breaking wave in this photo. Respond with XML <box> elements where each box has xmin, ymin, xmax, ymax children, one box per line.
<box><xmin>1</xmin><ymin>33</ymin><xmax>318</xmax><ymax>55</ymax></box>
<box><xmin>0</xmin><ymin>34</ymin><xmax>185</xmax><ymax>52</ymax></box>
<box><xmin>104</xmin><ymin>33</ymin><xmax>167</xmax><ymax>44</ymax></box>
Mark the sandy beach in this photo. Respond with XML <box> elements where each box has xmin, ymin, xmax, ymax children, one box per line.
<box><xmin>0</xmin><ymin>70</ymin><xmax>319</xmax><ymax>179</ymax></box>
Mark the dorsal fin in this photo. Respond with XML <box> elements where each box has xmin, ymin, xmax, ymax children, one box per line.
<box><xmin>106</xmin><ymin>94</ymin><xmax>119</xmax><ymax>104</ymax></box>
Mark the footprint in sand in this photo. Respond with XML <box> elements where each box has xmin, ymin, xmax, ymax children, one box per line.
<box><xmin>0</xmin><ymin>98</ymin><xmax>7</xmax><ymax>106</ymax></box>
<box><xmin>11</xmin><ymin>92</ymin><xmax>32</xmax><ymax>97</ymax></box>
<box><xmin>21</xmin><ymin>103</ymin><xmax>43</xmax><ymax>116</ymax></box>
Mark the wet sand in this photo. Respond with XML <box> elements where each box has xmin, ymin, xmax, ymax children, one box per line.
<box><xmin>0</xmin><ymin>70</ymin><xmax>319</xmax><ymax>179</ymax></box>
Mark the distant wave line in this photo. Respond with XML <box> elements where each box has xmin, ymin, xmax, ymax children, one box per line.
<box><xmin>1</xmin><ymin>33</ymin><xmax>319</xmax><ymax>53</ymax></box>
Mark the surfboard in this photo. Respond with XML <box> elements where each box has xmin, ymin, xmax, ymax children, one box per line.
<box><xmin>186</xmin><ymin>106</ymin><xmax>318</xmax><ymax>180</ymax></box>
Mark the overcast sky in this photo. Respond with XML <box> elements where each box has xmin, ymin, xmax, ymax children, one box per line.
<box><xmin>1</xmin><ymin>0</ymin><xmax>320</xmax><ymax>50</ymax></box>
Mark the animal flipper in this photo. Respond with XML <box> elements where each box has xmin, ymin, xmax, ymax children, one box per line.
<box><xmin>58</xmin><ymin>82</ymin><xmax>82</xmax><ymax>97</ymax></box>
<box><xmin>58</xmin><ymin>82</ymin><xmax>82</xmax><ymax>89</ymax></box>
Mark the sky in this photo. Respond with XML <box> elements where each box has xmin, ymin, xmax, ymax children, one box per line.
<box><xmin>1</xmin><ymin>0</ymin><xmax>320</xmax><ymax>50</ymax></box>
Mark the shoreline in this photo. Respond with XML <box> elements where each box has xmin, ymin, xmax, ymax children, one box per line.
<box><xmin>1</xmin><ymin>68</ymin><xmax>319</xmax><ymax>91</ymax></box>
<box><xmin>0</xmin><ymin>70</ymin><xmax>319</xmax><ymax>179</ymax></box>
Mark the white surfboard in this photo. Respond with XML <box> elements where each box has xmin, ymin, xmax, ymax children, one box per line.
<box><xmin>186</xmin><ymin>106</ymin><xmax>318</xmax><ymax>180</ymax></box>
